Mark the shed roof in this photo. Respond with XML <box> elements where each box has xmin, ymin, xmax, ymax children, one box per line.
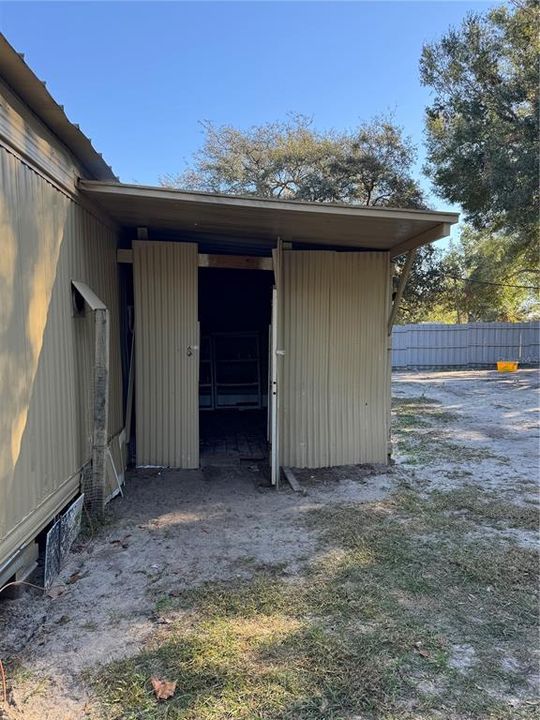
<box><xmin>79</xmin><ymin>180</ymin><xmax>459</xmax><ymax>258</ymax></box>
<box><xmin>0</xmin><ymin>34</ymin><xmax>117</xmax><ymax>181</ymax></box>
<box><xmin>0</xmin><ymin>31</ymin><xmax>458</xmax><ymax>255</ymax></box>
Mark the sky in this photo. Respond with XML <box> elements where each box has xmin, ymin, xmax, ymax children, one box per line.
<box><xmin>1</xmin><ymin>0</ymin><xmax>493</xmax><ymax>220</ymax></box>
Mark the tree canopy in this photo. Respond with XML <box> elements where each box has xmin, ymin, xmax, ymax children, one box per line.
<box><xmin>432</xmin><ymin>227</ymin><xmax>539</xmax><ymax>323</ymax></box>
<box><xmin>420</xmin><ymin>0</ymin><xmax>539</xmax><ymax>267</ymax></box>
<box><xmin>162</xmin><ymin>114</ymin><xmax>426</xmax><ymax>208</ymax></box>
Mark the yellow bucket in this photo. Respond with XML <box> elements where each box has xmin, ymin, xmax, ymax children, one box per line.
<box><xmin>497</xmin><ymin>361</ymin><xmax>519</xmax><ymax>373</ymax></box>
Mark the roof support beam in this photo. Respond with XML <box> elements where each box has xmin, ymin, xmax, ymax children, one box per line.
<box><xmin>388</xmin><ymin>249</ymin><xmax>416</xmax><ymax>335</ymax></box>
<box><xmin>117</xmin><ymin>249</ymin><xmax>133</xmax><ymax>264</ymax></box>
<box><xmin>117</xmin><ymin>248</ymin><xmax>272</xmax><ymax>270</ymax></box>
<box><xmin>198</xmin><ymin>254</ymin><xmax>273</xmax><ymax>270</ymax></box>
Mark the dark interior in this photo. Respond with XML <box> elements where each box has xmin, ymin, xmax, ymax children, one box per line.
<box><xmin>198</xmin><ymin>268</ymin><xmax>273</xmax><ymax>463</ymax></box>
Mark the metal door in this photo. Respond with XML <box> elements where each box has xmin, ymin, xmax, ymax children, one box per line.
<box><xmin>270</xmin><ymin>240</ymin><xmax>283</xmax><ymax>485</ymax></box>
<box><xmin>133</xmin><ymin>241</ymin><xmax>199</xmax><ymax>468</ymax></box>
<box><xmin>270</xmin><ymin>287</ymin><xmax>280</xmax><ymax>485</ymax></box>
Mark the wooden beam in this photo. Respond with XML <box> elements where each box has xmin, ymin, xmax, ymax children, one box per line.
<box><xmin>390</xmin><ymin>222</ymin><xmax>452</xmax><ymax>259</ymax></box>
<box><xmin>283</xmin><ymin>467</ymin><xmax>304</xmax><ymax>494</ymax></box>
<box><xmin>117</xmin><ymin>249</ymin><xmax>273</xmax><ymax>270</ymax></box>
<box><xmin>117</xmin><ymin>248</ymin><xmax>133</xmax><ymax>264</ymax></box>
<box><xmin>198</xmin><ymin>254</ymin><xmax>273</xmax><ymax>270</ymax></box>
<box><xmin>89</xmin><ymin>307</ymin><xmax>110</xmax><ymax>517</ymax></box>
<box><xmin>124</xmin><ymin>337</ymin><xmax>135</xmax><ymax>446</ymax></box>
<box><xmin>388</xmin><ymin>249</ymin><xmax>416</xmax><ymax>334</ymax></box>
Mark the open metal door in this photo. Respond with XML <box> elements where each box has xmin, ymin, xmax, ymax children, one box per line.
<box><xmin>270</xmin><ymin>287</ymin><xmax>279</xmax><ymax>485</ymax></box>
<box><xmin>270</xmin><ymin>240</ymin><xmax>283</xmax><ymax>486</ymax></box>
<box><xmin>133</xmin><ymin>241</ymin><xmax>199</xmax><ymax>468</ymax></box>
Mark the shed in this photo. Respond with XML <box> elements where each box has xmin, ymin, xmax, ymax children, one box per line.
<box><xmin>0</xmin><ymin>33</ymin><xmax>458</xmax><ymax>588</ymax></box>
<box><xmin>79</xmin><ymin>181</ymin><xmax>457</xmax><ymax>478</ymax></box>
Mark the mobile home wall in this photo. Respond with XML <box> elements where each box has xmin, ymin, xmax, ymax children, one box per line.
<box><xmin>0</xmin><ymin>78</ymin><xmax>123</xmax><ymax>574</ymax></box>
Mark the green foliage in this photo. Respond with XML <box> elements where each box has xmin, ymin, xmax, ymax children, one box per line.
<box><xmin>394</xmin><ymin>244</ymin><xmax>447</xmax><ymax>323</ymax></box>
<box><xmin>420</xmin><ymin>0</ymin><xmax>540</xmax><ymax>267</ymax></box>
<box><xmin>435</xmin><ymin>226</ymin><xmax>540</xmax><ymax>323</ymax></box>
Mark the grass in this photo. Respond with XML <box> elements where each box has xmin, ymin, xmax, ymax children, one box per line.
<box><xmin>392</xmin><ymin>396</ymin><xmax>506</xmax><ymax>466</ymax></box>
<box><xmin>86</xmin><ymin>392</ymin><xmax>538</xmax><ymax>719</ymax></box>
<box><xmin>89</xmin><ymin>485</ymin><xmax>539</xmax><ymax>720</ymax></box>
<box><xmin>1</xmin><ymin>659</ymin><xmax>51</xmax><ymax>707</ymax></box>
<box><xmin>427</xmin><ymin>486</ymin><xmax>540</xmax><ymax>532</ymax></box>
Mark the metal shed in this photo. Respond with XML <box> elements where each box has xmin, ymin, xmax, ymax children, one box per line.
<box><xmin>0</xmin><ymin>32</ymin><xmax>458</xmax><ymax>587</ymax></box>
<box><xmin>78</xmin><ymin>181</ymin><xmax>457</xmax><ymax>483</ymax></box>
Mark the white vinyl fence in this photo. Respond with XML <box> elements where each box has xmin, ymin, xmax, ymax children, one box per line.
<box><xmin>392</xmin><ymin>321</ymin><xmax>540</xmax><ymax>369</ymax></box>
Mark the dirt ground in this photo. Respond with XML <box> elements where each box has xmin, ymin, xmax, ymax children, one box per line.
<box><xmin>0</xmin><ymin>369</ymin><xmax>538</xmax><ymax>719</ymax></box>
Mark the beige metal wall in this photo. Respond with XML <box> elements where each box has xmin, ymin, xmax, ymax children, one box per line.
<box><xmin>133</xmin><ymin>241</ymin><xmax>199</xmax><ymax>468</ymax></box>
<box><xmin>0</xmin><ymin>144</ymin><xmax>123</xmax><ymax>571</ymax></box>
<box><xmin>280</xmin><ymin>250</ymin><xmax>390</xmax><ymax>468</ymax></box>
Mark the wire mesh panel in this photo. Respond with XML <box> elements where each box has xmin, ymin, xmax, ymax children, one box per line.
<box><xmin>44</xmin><ymin>494</ymin><xmax>84</xmax><ymax>589</ymax></box>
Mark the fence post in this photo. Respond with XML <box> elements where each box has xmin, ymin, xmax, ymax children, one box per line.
<box><xmin>89</xmin><ymin>307</ymin><xmax>110</xmax><ymax>517</ymax></box>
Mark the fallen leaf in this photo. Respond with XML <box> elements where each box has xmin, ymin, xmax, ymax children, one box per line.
<box><xmin>66</xmin><ymin>570</ymin><xmax>89</xmax><ymax>585</ymax></box>
<box><xmin>414</xmin><ymin>641</ymin><xmax>431</xmax><ymax>658</ymax></box>
<box><xmin>111</xmin><ymin>534</ymin><xmax>131</xmax><ymax>549</ymax></box>
<box><xmin>46</xmin><ymin>585</ymin><xmax>66</xmax><ymax>599</ymax></box>
<box><xmin>151</xmin><ymin>676</ymin><xmax>176</xmax><ymax>701</ymax></box>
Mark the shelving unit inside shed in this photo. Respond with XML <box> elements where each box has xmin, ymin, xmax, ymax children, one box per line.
<box><xmin>199</xmin><ymin>332</ymin><xmax>262</xmax><ymax>410</ymax></box>
<box><xmin>199</xmin><ymin>335</ymin><xmax>214</xmax><ymax>410</ymax></box>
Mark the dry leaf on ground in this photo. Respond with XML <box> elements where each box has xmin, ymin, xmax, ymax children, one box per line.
<box><xmin>46</xmin><ymin>585</ymin><xmax>66</xmax><ymax>599</ymax></box>
<box><xmin>150</xmin><ymin>676</ymin><xmax>177</xmax><ymax>701</ymax></box>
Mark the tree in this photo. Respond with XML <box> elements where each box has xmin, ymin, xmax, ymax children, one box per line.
<box><xmin>162</xmin><ymin>114</ymin><xmax>426</xmax><ymax>208</ymax></box>
<box><xmin>396</xmin><ymin>244</ymin><xmax>447</xmax><ymax>323</ymax></box>
<box><xmin>420</xmin><ymin>0</ymin><xmax>539</xmax><ymax>267</ymax></box>
<box><xmin>433</xmin><ymin>227</ymin><xmax>540</xmax><ymax>323</ymax></box>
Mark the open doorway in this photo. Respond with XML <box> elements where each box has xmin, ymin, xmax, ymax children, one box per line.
<box><xmin>198</xmin><ymin>267</ymin><xmax>274</xmax><ymax>466</ymax></box>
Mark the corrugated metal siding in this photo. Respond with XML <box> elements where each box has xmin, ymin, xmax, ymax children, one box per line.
<box><xmin>0</xmin><ymin>77</ymin><xmax>81</xmax><ymax>193</ymax></box>
<box><xmin>280</xmin><ymin>251</ymin><xmax>331</xmax><ymax>467</ymax></box>
<box><xmin>0</xmin><ymin>145</ymin><xmax>123</xmax><ymax>570</ymax></box>
<box><xmin>392</xmin><ymin>322</ymin><xmax>540</xmax><ymax>368</ymax></box>
<box><xmin>133</xmin><ymin>241</ymin><xmax>199</xmax><ymax>468</ymax></box>
<box><xmin>280</xmin><ymin>250</ymin><xmax>390</xmax><ymax>468</ymax></box>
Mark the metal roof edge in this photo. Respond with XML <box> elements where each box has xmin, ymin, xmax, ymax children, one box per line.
<box><xmin>78</xmin><ymin>179</ymin><xmax>460</xmax><ymax>225</ymax></box>
<box><xmin>0</xmin><ymin>34</ymin><xmax>117</xmax><ymax>181</ymax></box>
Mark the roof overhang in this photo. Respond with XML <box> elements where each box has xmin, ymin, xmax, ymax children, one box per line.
<box><xmin>0</xmin><ymin>34</ymin><xmax>117</xmax><ymax>181</ymax></box>
<box><xmin>79</xmin><ymin>181</ymin><xmax>459</xmax><ymax>258</ymax></box>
